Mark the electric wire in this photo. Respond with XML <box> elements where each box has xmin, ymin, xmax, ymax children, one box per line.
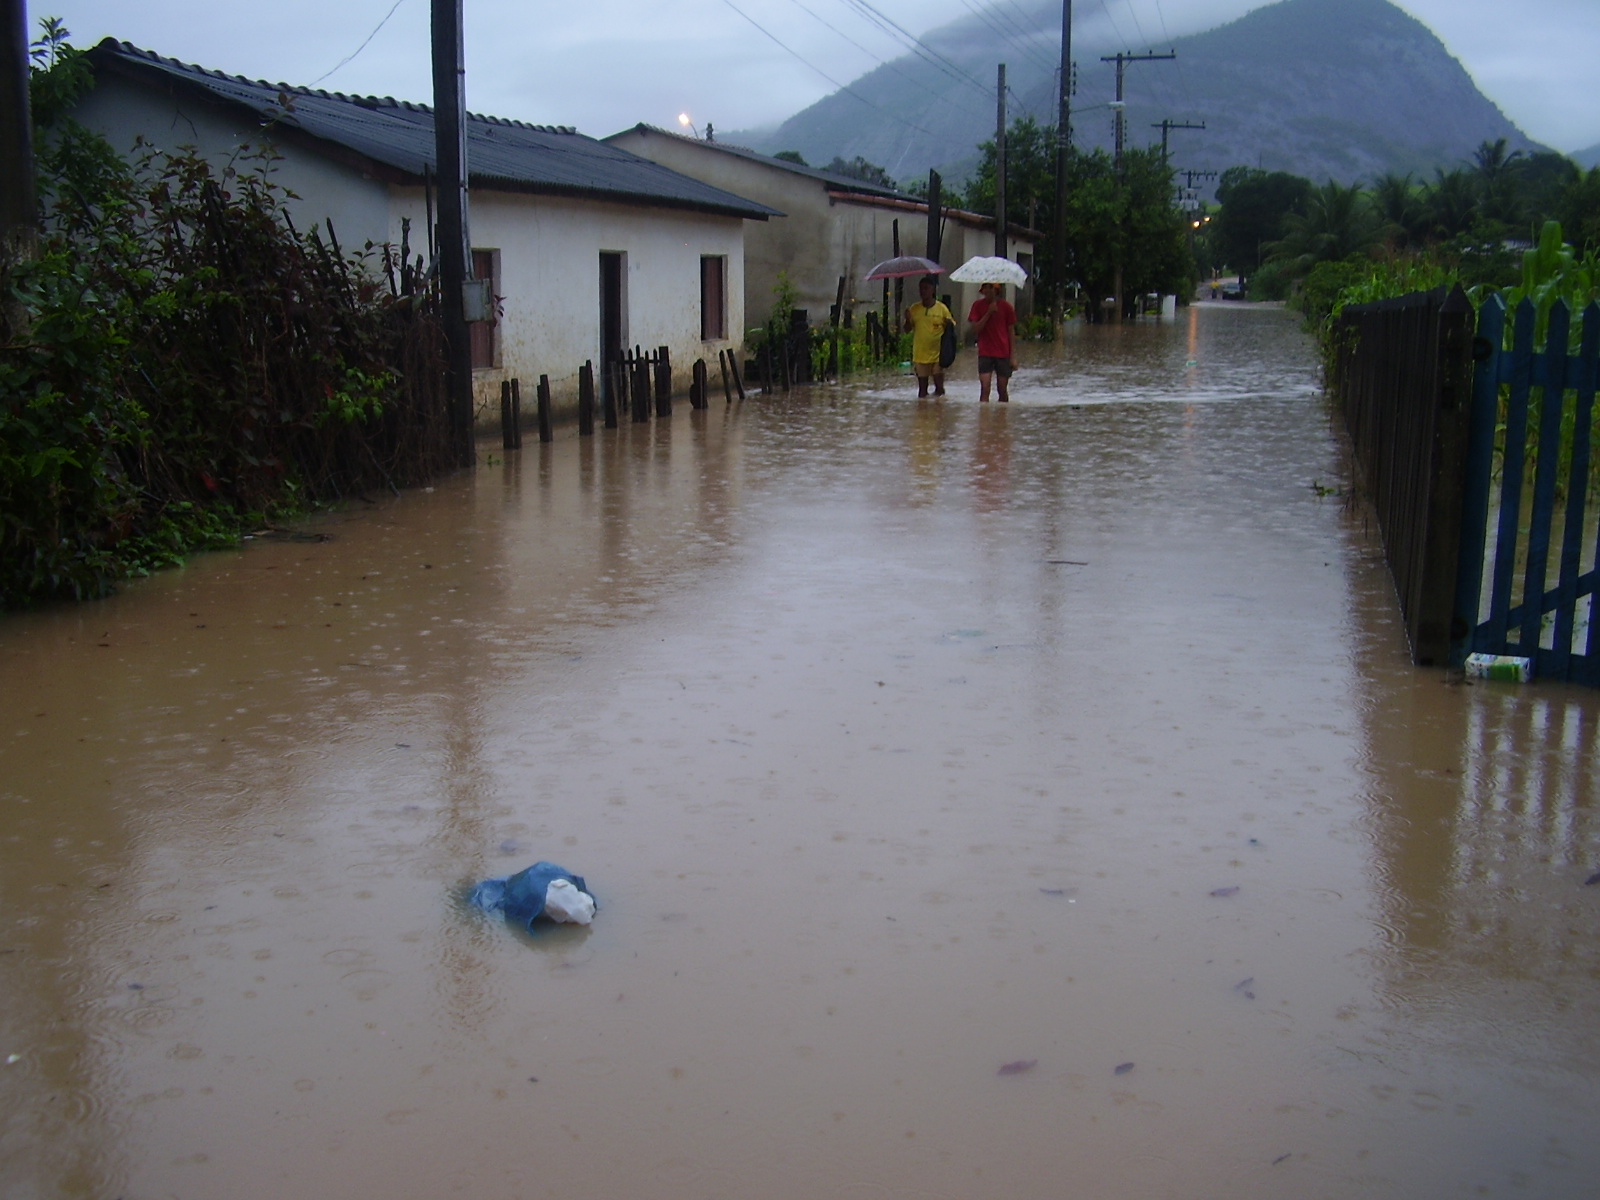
<box><xmin>953</xmin><ymin>0</ymin><xmax>1059</xmax><ymax>76</ymax></box>
<box><xmin>720</xmin><ymin>0</ymin><xmax>944</xmax><ymax>139</ymax></box>
<box><xmin>307</xmin><ymin>0</ymin><xmax>407</xmax><ymax>87</ymax></box>
<box><xmin>834</xmin><ymin>0</ymin><xmax>994</xmax><ymax>99</ymax></box>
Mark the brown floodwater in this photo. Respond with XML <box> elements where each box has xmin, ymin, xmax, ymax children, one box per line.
<box><xmin>3</xmin><ymin>302</ymin><xmax>1598</xmax><ymax>1200</ymax></box>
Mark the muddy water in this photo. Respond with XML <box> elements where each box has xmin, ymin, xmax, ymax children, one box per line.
<box><xmin>3</xmin><ymin>303</ymin><xmax>1598</xmax><ymax>1199</ymax></box>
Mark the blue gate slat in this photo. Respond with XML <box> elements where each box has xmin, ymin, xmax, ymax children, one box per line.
<box><xmin>1550</xmin><ymin>302</ymin><xmax>1597</xmax><ymax>675</ymax></box>
<box><xmin>1521</xmin><ymin>301</ymin><xmax>1571</xmax><ymax>657</ymax></box>
<box><xmin>1485</xmin><ymin>299</ymin><xmax>1538</xmax><ymax>649</ymax></box>
<box><xmin>1455</xmin><ymin>294</ymin><xmax>1503</xmax><ymax>652</ymax></box>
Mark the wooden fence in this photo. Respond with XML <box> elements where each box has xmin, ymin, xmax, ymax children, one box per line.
<box><xmin>1330</xmin><ymin>286</ymin><xmax>1475</xmax><ymax>666</ymax></box>
<box><xmin>1332</xmin><ymin>287</ymin><xmax>1600</xmax><ymax>684</ymax></box>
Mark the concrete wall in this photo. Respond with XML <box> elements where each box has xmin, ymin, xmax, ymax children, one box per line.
<box><xmin>70</xmin><ymin>73</ymin><xmax>393</xmax><ymax>248</ymax></box>
<box><xmin>604</xmin><ymin>129</ymin><xmax>1035</xmax><ymax>338</ymax></box>
<box><xmin>389</xmin><ymin>189</ymin><xmax>748</xmax><ymax>422</ymax></box>
<box><xmin>70</xmin><ymin>77</ymin><xmax>750</xmax><ymax>427</ymax></box>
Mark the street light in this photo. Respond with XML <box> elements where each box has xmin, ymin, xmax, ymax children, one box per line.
<box><xmin>677</xmin><ymin>112</ymin><xmax>701</xmax><ymax>139</ymax></box>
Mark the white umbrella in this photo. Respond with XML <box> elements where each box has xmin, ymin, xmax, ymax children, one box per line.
<box><xmin>948</xmin><ymin>256</ymin><xmax>1028</xmax><ymax>286</ymax></box>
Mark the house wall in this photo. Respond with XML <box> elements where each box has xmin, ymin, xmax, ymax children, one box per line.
<box><xmin>69</xmin><ymin>72</ymin><xmax>393</xmax><ymax>247</ymax></box>
<box><xmin>604</xmin><ymin>131</ymin><xmax>862</xmax><ymax>330</ymax></box>
<box><xmin>69</xmin><ymin>75</ymin><xmax>751</xmax><ymax>428</ymax></box>
<box><xmin>603</xmin><ymin>130</ymin><xmax>1035</xmax><ymax>337</ymax></box>
<box><xmin>390</xmin><ymin>189</ymin><xmax>747</xmax><ymax>422</ymax></box>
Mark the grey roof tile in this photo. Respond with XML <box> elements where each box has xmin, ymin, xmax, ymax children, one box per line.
<box><xmin>89</xmin><ymin>40</ymin><xmax>781</xmax><ymax>220</ymax></box>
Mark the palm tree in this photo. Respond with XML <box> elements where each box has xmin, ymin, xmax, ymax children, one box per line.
<box><xmin>1472</xmin><ymin>137</ymin><xmax>1524</xmax><ymax>226</ymax></box>
<box><xmin>1421</xmin><ymin>168</ymin><xmax>1478</xmax><ymax>242</ymax></box>
<box><xmin>1371</xmin><ymin>172</ymin><xmax>1424</xmax><ymax>250</ymax></box>
<box><xmin>1266</xmin><ymin>180</ymin><xmax>1382</xmax><ymax>273</ymax></box>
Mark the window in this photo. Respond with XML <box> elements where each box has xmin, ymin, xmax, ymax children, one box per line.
<box><xmin>470</xmin><ymin>248</ymin><xmax>498</xmax><ymax>369</ymax></box>
<box><xmin>700</xmin><ymin>255</ymin><xmax>726</xmax><ymax>341</ymax></box>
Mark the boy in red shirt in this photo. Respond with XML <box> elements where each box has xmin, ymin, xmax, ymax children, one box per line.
<box><xmin>967</xmin><ymin>283</ymin><xmax>1017</xmax><ymax>402</ymax></box>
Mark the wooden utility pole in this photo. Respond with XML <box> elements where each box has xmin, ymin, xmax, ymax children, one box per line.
<box><xmin>1101</xmin><ymin>49</ymin><xmax>1175</xmax><ymax>323</ymax></box>
<box><xmin>1</xmin><ymin>0</ymin><xmax>35</xmax><ymax>339</ymax></box>
<box><xmin>924</xmin><ymin>169</ymin><xmax>942</xmax><ymax>263</ymax></box>
<box><xmin>1051</xmin><ymin>0</ymin><xmax>1072</xmax><ymax>325</ymax></box>
<box><xmin>1151</xmin><ymin>118</ymin><xmax>1205</xmax><ymax>166</ymax></box>
<box><xmin>432</xmin><ymin>0</ymin><xmax>475</xmax><ymax>468</ymax></box>
<box><xmin>1102</xmin><ymin>51</ymin><xmax>1175</xmax><ymax>167</ymax></box>
<box><xmin>994</xmin><ymin>63</ymin><xmax>1007</xmax><ymax>258</ymax></box>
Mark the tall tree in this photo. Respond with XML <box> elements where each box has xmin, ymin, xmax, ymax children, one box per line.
<box><xmin>966</xmin><ymin>124</ymin><xmax>1190</xmax><ymax>313</ymax></box>
<box><xmin>1266</xmin><ymin>180</ymin><xmax>1382</xmax><ymax>272</ymax></box>
<box><xmin>1213</xmin><ymin>168</ymin><xmax>1314</xmax><ymax>281</ymax></box>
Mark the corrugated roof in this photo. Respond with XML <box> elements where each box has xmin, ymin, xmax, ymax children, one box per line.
<box><xmin>605</xmin><ymin>124</ymin><xmax>906</xmax><ymax>202</ymax></box>
<box><xmin>88</xmin><ymin>41</ymin><xmax>781</xmax><ymax>220</ymax></box>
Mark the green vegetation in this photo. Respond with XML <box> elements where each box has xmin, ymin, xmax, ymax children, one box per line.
<box><xmin>1</xmin><ymin>25</ymin><xmax>451</xmax><ymax>609</ymax></box>
<box><xmin>962</xmin><ymin>118</ymin><xmax>1193</xmax><ymax>319</ymax></box>
<box><xmin>1205</xmin><ymin>137</ymin><xmax>1600</xmax><ymax>314</ymax></box>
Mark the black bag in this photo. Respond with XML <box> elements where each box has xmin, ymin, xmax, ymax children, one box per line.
<box><xmin>939</xmin><ymin>319</ymin><xmax>958</xmax><ymax>369</ymax></box>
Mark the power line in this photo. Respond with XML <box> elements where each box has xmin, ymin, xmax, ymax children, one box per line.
<box><xmin>834</xmin><ymin>0</ymin><xmax>993</xmax><ymax>100</ymax></box>
<box><xmin>953</xmin><ymin>0</ymin><xmax>1058</xmax><ymax>77</ymax></box>
<box><xmin>307</xmin><ymin>0</ymin><xmax>407</xmax><ymax>87</ymax></box>
<box><xmin>721</xmin><ymin>0</ymin><xmax>943</xmax><ymax>139</ymax></box>
<box><xmin>783</xmin><ymin>0</ymin><xmax>936</xmax><ymax>96</ymax></box>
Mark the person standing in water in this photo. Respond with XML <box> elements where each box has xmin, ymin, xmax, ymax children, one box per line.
<box><xmin>968</xmin><ymin>282</ymin><xmax>1017</xmax><ymax>402</ymax></box>
<box><xmin>902</xmin><ymin>276</ymin><xmax>956</xmax><ymax>399</ymax></box>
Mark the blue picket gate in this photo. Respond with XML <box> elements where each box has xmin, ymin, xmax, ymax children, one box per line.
<box><xmin>1454</xmin><ymin>295</ymin><xmax>1600</xmax><ymax>684</ymax></box>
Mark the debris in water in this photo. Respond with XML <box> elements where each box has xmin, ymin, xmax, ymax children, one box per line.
<box><xmin>470</xmin><ymin>861</ymin><xmax>597</xmax><ymax>930</ymax></box>
<box><xmin>1210</xmin><ymin>886</ymin><xmax>1240</xmax><ymax>898</ymax></box>
<box><xmin>997</xmin><ymin>1059</ymin><xmax>1037</xmax><ymax>1076</ymax></box>
<box><xmin>1113</xmin><ymin>1062</ymin><xmax>1135</xmax><ymax>1075</ymax></box>
<box><xmin>1040</xmin><ymin>888</ymin><xmax>1065</xmax><ymax>896</ymax></box>
<box><xmin>1234</xmin><ymin>977</ymin><xmax>1255</xmax><ymax>999</ymax></box>
<box><xmin>1585</xmin><ymin>871</ymin><xmax>1600</xmax><ymax>886</ymax></box>
<box><xmin>1272</xmin><ymin>1153</ymin><xmax>1291</xmax><ymax>1165</ymax></box>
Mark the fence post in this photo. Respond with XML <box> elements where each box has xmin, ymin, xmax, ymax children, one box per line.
<box><xmin>632</xmin><ymin>350</ymin><xmax>651</xmax><ymax>423</ymax></box>
<box><xmin>500</xmin><ymin>379</ymin><xmax>515</xmax><ymax>449</ymax></box>
<box><xmin>654</xmin><ymin>345</ymin><xmax>673</xmax><ymax>417</ymax></box>
<box><xmin>1412</xmin><ymin>285</ymin><xmax>1474</xmax><ymax>666</ymax></box>
<box><xmin>578</xmin><ymin>360</ymin><xmax>595</xmax><ymax>436</ymax></box>
<box><xmin>690</xmin><ymin>358</ymin><xmax>708</xmax><ymax>409</ymax></box>
<box><xmin>718</xmin><ymin>349</ymin><xmax>733</xmax><ymax>403</ymax></box>
<box><xmin>535</xmin><ymin>374</ymin><xmax>552</xmax><ymax>443</ymax></box>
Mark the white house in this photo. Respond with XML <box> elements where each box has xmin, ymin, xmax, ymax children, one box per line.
<box><xmin>73</xmin><ymin>41</ymin><xmax>782</xmax><ymax>422</ymax></box>
<box><xmin>603</xmin><ymin>125</ymin><xmax>1037</xmax><ymax>332</ymax></box>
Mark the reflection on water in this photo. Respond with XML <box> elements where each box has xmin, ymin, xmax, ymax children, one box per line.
<box><xmin>2</xmin><ymin>305</ymin><xmax>1598</xmax><ymax>1199</ymax></box>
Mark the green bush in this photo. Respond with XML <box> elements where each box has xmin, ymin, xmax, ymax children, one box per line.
<box><xmin>1</xmin><ymin>27</ymin><xmax>451</xmax><ymax>608</ymax></box>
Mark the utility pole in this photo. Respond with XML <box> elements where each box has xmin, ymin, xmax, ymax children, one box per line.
<box><xmin>924</xmin><ymin>169</ymin><xmax>942</xmax><ymax>262</ymax></box>
<box><xmin>994</xmin><ymin>63</ymin><xmax>1006</xmax><ymax>258</ymax></box>
<box><xmin>1100</xmin><ymin>49</ymin><xmax>1175</xmax><ymax>323</ymax></box>
<box><xmin>1101</xmin><ymin>50</ymin><xmax>1175</xmax><ymax>168</ymax></box>
<box><xmin>432</xmin><ymin>0</ymin><xmax>475</xmax><ymax>468</ymax></box>
<box><xmin>1151</xmin><ymin>118</ymin><xmax>1205</xmax><ymax>166</ymax></box>
<box><xmin>1</xmin><ymin>0</ymin><xmax>35</xmax><ymax>339</ymax></box>
<box><xmin>1051</xmin><ymin>0</ymin><xmax>1072</xmax><ymax>327</ymax></box>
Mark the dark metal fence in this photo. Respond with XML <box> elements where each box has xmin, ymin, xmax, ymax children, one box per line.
<box><xmin>1330</xmin><ymin>286</ymin><xmax>1475</xmax><ymax>666</ymax></box>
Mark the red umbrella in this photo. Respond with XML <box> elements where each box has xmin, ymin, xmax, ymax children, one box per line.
<box><xmin>864</xmin><ymin>255</ymin><xmax>945</xmax><ymax>281</ymax></box>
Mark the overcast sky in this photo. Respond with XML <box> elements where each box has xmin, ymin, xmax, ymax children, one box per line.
<box><xmin>34</xmin><ymin>0</ymin><xmax>1600</xmax><ymax>154</ymax></box>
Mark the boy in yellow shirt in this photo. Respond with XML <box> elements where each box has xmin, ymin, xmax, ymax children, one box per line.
<box><xmin>902</xmin><ymin>275</ymin><xmax>955</xmax><ymax>398</ymax></box>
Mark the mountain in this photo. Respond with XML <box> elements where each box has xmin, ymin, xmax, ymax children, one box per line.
<box><xmin>1575</xmin><ymin>144</ymin><xmax>1600</xmax><ymax>170</ymax></box>
<box><xmin>730</xmin><ymin>0</ymin><xmax>1541</xmax><ymax>196</ymax></box>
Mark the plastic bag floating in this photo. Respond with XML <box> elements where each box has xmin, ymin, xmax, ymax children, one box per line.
<box><xmin>470</xmin><ymin>861</ymin><xmax>597</xmax><ymax>929</ymax></box>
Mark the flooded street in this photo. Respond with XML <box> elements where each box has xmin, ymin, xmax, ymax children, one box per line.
<box><xmin>3</xmin><ymin>302</ymin><xmax>1598</xmax><ymax>1199</ymax></box>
